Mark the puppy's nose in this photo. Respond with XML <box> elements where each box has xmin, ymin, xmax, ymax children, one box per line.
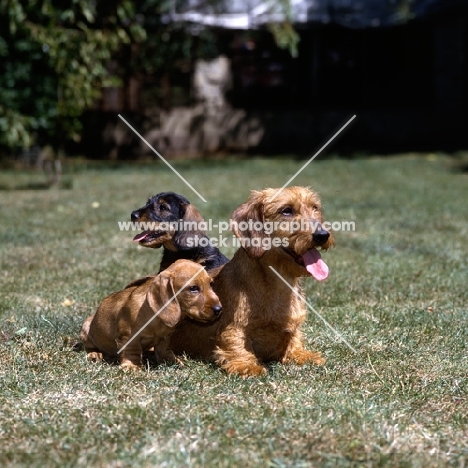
<box><xmin>212</xmin><ymin>305</ymin><xmax>222</xmax><ymax>316</ymax></box>
<box><xmin>313</xmin><ymin>229</ymin><xmax>330</xmax><ymax>245</ymax></box>
<box><xmin>131</xmin><ymin>210</ymin><xmax>140</xmax><ymax>222</ymax></box>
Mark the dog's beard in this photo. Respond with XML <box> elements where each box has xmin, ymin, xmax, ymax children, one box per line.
<box><xmin>283</xmin><ymin>234</ymin><xmax>330</xmax><ymax>281</ymax></box>
<box><xmin>283</xmin><ymin>246</ymin><xmax>329</xmax><ymax>281</ymax></box>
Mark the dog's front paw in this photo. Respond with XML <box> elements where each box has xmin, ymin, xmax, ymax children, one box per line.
<box><xmin>223</xmin><ymin>360</ymin><xmax>267</xmax><ymax>378</ymax></box>
<box><xmin>284</xmin><ymin>349</ymin><xmax>326</xmax><ymax>366</ymax></box>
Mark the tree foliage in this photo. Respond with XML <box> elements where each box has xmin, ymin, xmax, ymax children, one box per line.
<box><xmin>0</xmin><ymin>0</ymin><xmax>299</xmax><ymax>153</ymax></box>
<box><xmin>0</xmin><ymin>0</ymin><xmax>145</xmax><ymax>150</ymax></box>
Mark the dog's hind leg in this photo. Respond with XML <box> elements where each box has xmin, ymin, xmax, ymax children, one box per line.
<box><xmin>80</xmin><ymin>315</ymin><xmax>104</xmax><ymax>362</ymax></box>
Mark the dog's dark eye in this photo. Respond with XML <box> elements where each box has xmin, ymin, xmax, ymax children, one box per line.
<box><xmin>189</xmin><ymin>285</ymin><xmax>200</xmax><ymax>293</ymax></box>
<box><xmin>280</xmin><ymin>207</ymin><xmax>294</xmax><ymax>216</ymax></box>
<box><xmin>159</xmin><ymin>204</ymin><xmax>168</xmax><ymax>211</ymax></box>
<box><xmin>312</xmin><ymin>205</ymin><xmax>319</xmax><ymax>211</ymax></box>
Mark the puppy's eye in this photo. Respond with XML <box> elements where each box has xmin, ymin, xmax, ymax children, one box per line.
<box><xmin>189</xmin><ymin>285</ymin><xmax>200</xmax><ymax>293</ymax></box>
<box><xmin>280</xmin><ymin>207</ymin><xmax>294</xmax><ymax>216</ymax></box>
<box><xmin>159</xmin><ymin>204</ymin><xmax>168</xmax><ymax>211</ymax></box>
<box><xmin>312</xmin><ymin>205</ymin><xmax>319</xmax><ymax>211</ymax></box>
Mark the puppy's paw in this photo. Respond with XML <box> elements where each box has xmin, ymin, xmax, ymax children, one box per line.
<box><xmin>284</xmin><ymin>349</ymin><xmax>326</xmax><ymax>366</ymax></box>
<box><xmin>120</xmin><ymin>360</ymin><xmax>141</xmax><ymax>371</ymax></box>
<box><xmin>175</xmin><ymin>356</ymin><xmax>185</xmax><ymax>366</ymax></box>
<box><xmin>86</xmin><ymin>351</ymin><xmax>103</xmax><ymax>362</ymax></box>
<box><xmin>154</xmin><ymin>350</ymin><xmax>178</xmax><ymax>365</ymax></box>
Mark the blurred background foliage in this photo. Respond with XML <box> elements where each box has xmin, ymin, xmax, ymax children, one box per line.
<box><xmin>0</xmin><ymin>0</ymin><xmax>297</xmax><ymax>155</ymax></box>
<box><xmin>0</xmin><ymin>0</ymin><xmax>145</xmax><ymax>152</ymax></box>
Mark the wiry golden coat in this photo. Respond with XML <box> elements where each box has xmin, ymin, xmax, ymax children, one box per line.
<box><xmin>170</xmin><ymin>187</ymin><xmax>334</xmax><ymax>377</ymax></box>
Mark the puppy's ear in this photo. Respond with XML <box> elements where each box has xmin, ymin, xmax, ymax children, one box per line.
<box><xmin>231</xmin><ymin>191</ymin><xmax>267</xmax><ymax>258</ymax></box>
<box><xmin>173</xmin><ymin>203</ymin><xmax>207</xmax><ymax>250</ymax></box>
<box><xmin>146</xmin><ymin>273</ymin><xmax>181</xmax><ymax>328</ymax></box>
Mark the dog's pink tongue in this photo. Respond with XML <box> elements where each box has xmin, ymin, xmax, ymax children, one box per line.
<box><xmin>302</xmin><ymin>248</ymin><xmax>329</xmax><ymax>281</ymax></box>
<box><xmin>133</xmin><ymin>232</ymin><xmax>148</xmax><ymax>242</ymax></box>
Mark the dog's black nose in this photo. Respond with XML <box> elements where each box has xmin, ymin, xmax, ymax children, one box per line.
<box><xmin>131</xmin><ymin>210</ymin><xmax>140</xmax><ymax>222</ymax></box>
<box><xmin>212</xmin><ymin>305</ymin><xmax>222</xmax><ymax>316</ymax></box>
<box><xmin>313</xmin><ymin>229</ymin><xmax>330</xmax><ymax>245</ymax></box>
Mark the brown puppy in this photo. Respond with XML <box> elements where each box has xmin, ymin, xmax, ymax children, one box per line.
<box><xmin>80</xmin><ymin>259</ymin><xmax>222</xmax><ymax>369</ymax></box>
<box><xmin>170</xmin><ymin>187</ymin><xmax>334</xmax><ymax>377</ymax></box>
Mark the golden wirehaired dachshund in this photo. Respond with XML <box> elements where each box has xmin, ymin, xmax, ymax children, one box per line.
<box><xmin>169</xmin><ymin>186</ymin><xmax>334</xmax><ymax>377</ymax></box>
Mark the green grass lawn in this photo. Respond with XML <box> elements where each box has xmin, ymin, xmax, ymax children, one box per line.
<box><xmin>0</xmin><ymin>154</ymin><xmax>467</xmax><ymax>467</ymax></box>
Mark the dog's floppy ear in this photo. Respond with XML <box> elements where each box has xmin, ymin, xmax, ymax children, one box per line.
<box><xmin>231</xmin><ymin>191</ymin><xmax>267</xmax><ymax>258</ymax></box>
<box><xmin>146</xmin><ymin>272</ymin><xmax>182</xmax><ymax>328</ymax></box>
<box><xmin>173</xmin><ymin>202</ymin><xmax>207</xmax><ymax>250</ymax></box>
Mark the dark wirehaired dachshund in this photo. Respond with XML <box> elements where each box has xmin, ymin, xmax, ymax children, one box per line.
<box><xmin>131</xmin><ymin>192</ymin><xmax>229</xmax><ymax>272</ymax></box>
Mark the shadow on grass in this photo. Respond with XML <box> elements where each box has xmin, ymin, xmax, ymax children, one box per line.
<box><xmin>457</xmin><ymin>163</ymin><xmax>468</xmax><ymax>173</ymax></box>
<box><xmin>0</xmin><ymin>179</ymin><xmax>73</xmax><ymax>191</ymax></box>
